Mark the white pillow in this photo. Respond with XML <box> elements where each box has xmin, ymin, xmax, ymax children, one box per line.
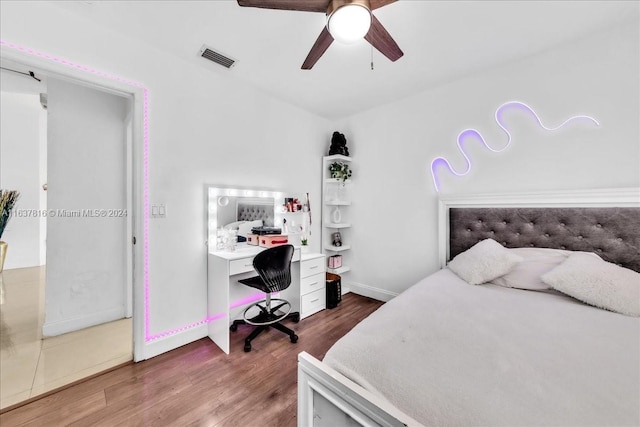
<box><xmin>447</xmin><ymin>239</ymin><xmax>523</xmax><ymax>285</ymax></box>
<box><xmin>541</xmin><ymin>252</ymin><xmax>640</xmax><ymax>317</ymax></box>
<box><xmin>237</xmin><ymin>219</ymin><xmax>263</xmax><ymax>237</ymax></box>
<box><xmin>490</xmin><ymin>247</ymin><xmax>571</xmax><ymax>291</ymax></box>
<box><xmin>223</xmin><ymin>220</ymin><xmax>245</xmax><ymax>231</ymax></box>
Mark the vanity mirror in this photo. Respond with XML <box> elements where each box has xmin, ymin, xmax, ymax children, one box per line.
<box><xmin>207</xmin><ymin>186</ymin><xmax>284</xmax><ymax>250</ymax></box>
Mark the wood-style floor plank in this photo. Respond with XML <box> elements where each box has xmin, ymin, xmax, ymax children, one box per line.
<box><xmin>1</xmin><ymin>293</ymin><xmax>383</xmax><ymax>427</ymax></box>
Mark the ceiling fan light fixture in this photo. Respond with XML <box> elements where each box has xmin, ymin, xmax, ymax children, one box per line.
<box><xmin>327</xmin><ymin>2</ymin><xmax>371</xmax><ymax>44</ymax></box>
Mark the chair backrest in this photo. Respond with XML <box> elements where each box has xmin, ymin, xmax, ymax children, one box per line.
<box><xmin>252</xmin><ymin>244</ymin><xmax>295</xmax><ymax>294</ymax></box>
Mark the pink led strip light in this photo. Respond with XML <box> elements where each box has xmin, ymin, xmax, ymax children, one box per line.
<box><xmin>145</xmin><ymin>292</ymin><xmax>269</xmax><ymax>341</ymax></box>
<box><xmin>1</xmin><ymin>40</ymin><xmax>268</xmax><ymax>342</ymax></box>
<box><xmin>0</xmin><ymin>40</ymin><xmax>224</xmax><ymax>342</ymax></box>
<box><xmin>430</xmin><ymin>101</ymin><xmax>600</xmax><ymax>192</ymax></box>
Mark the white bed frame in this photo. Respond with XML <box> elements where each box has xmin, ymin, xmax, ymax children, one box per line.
<box><xmin>297</xmin><ymin>188</ymin><xmax>640</xmax><ymax>427</ymax></box>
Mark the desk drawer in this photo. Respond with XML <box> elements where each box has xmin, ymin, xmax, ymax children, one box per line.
<box><xmin>301</xmin><ymin>288</ymin><xmax>326</xmax><ymax>318</ymax></box>
<box><xmin>301</xmin><ymin>272</ymin><xmax>325</xmax><ymax>295</ymax></box>
<box><xmin>229</xmin><ymin>257</ymin><xmax>255</xmax><ymax>276</ymax></box>
<box><xmin>301</xmin><ymin>256</ymin><xmax>324</xmax><ymax>278</ymax></box>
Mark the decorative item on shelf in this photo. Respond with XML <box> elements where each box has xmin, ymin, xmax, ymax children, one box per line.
<box><xmin>328</xmin><ymin>131</ymin><xmax>350</xmax><ymax>156</ymax></box>
<box><xmin>328</xmin><ymin>255</ymin><xmax>342</xmax><ymax>269</ymax></box>
<box><xmin>305</xmin><ymin>192</ymin><xmax>312</xmax><ymax>226</ymax></box>
<box><xmin>259</xmin><ymin>234</ymin><xmax>289</xmax><ymax>248</ymax></box>
<box><xmin>246</xmin><ymin>234</ymin><xmax>259</xmax><ymax>246</ymax></box>
<box><xmin>284</xmin><ymin>197</ymin><xmax>303</xmax><ymax>212</ymax></box>
<box><xmin>329</xmin><ymin>161</ymin><xmax>352</xmax><ymax>183</ymax></box>
<box><xmin>0</xmin><ymin>189</ymin><xmax>20</xmax><ymax>273</ymax></box>
<box><xmin>224</xmin><ymin>229</ymin><xmax>238</xmax><ymax>252</ymax></box>
<box><xmin>331</xmin><ymin>207</ymin><xmax>342</xmax><ymax>224</ymax></box>
<box><xmin>216</xmin><ymin>228</ymin><xmax>226</xmax><ymax>250</ymax></box>
<box><xmin>216</xmin><ymin>227</ymin><xmax>241</xmax><ymax>252</ymax></box>
<box><xmin>301</xmin><ymin>234</ymin><xmax>310</xmax><ymax>253</ymax></box>
<box><xmin>332</xmin><ymin>231</ymin><xmax>342</xmax><ymax>247</ymax></box>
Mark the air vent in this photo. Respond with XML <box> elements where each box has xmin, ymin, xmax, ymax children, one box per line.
<box><xmin>199</xmin><ymin>45</ymin><xmax>236</xmax><ymax>69</ymax></box>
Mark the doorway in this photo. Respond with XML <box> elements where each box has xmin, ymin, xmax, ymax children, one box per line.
<box><xmin>0</xmin><ymin>60</ymin><xmax>137</xmax><ymax>409</ymax></box>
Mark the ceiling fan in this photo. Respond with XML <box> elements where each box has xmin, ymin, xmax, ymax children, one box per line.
<box><xmin>237</xmin><ymin>0</ymin><xmax>404</xmax><ymax>69</ymax></box>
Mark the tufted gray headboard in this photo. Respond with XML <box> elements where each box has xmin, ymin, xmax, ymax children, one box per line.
<box><xmin>449</xmin><ymin>207</ymin><xmax>640</xmax><ymax>272</ymax></box>
<box><xmin>439</xmin><ymin>189</ymin><xmax>640</xmax><ymax>273</ymax></box>
<box><xmin>237</xmin><ymin>201</ymin><xmax>274</xmax><ymax>227</ymax></box>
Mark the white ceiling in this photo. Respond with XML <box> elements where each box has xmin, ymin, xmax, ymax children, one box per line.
<box><xmin>23</xmin><ymin>1</ymin><xmax>640</xmax><ymax>119</ymax></box>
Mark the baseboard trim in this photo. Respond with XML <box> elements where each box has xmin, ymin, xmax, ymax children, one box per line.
<box><xmin>42</xmin><ymin>306</ymin><xmax>125</xmax><ymax>337</ymax></box>
<box><xmin>142</xmin><ymin>324</ymin><xmax>208</xmax><ymax>360</ymax></box>
<box><xmin>344</xmin><ymin>280</ymin><xmax>398</xmax><ymax>302</ymax></box>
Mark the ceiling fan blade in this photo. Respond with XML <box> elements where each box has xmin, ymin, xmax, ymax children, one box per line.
<box><xmin>369</xmin><ymin>0</ymin><xmax>397</xmax><ymax>11</ymax></box>
<box><xmin>301</xmin><ymin>27</ymin><xmax>334</xmax><ymax>70</ymax></box>
<box><xmin>237</xmin><ymin>0</ymin><xmax>328</xmax><ymax>12</ymax></box>
<box><xmin>364</xmin><ymin>15</ymin><xmax>404</xmax><ymax>62</ymax></box>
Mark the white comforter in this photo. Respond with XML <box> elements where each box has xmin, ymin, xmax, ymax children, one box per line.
<box><xmin>323</xmin><ymin>268</ymin><xmax>640</xmax><ymax>426</ymax></box>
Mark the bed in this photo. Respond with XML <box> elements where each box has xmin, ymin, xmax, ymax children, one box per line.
<box><xmin>297</xmin><ymin>188</ymin><xmax>640</xmax><ymax>427</ymax></box>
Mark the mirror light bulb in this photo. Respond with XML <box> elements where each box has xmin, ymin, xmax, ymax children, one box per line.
<box><xmin>327</xmin><ymin>4</ymin><xmax>371</xmax><ymax>44</ymax></box>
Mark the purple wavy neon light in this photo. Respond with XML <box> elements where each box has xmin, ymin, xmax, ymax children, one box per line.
<box><xmin>430</xmin><ymin>101</ymin><xmax>600</xmax><ymax>192</ymax></box>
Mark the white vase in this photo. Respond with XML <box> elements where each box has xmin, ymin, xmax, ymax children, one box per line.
<box><xmin>331</xmin><ymin>207</ymin><xmax>342</xmax><ymax>224</ymax></box>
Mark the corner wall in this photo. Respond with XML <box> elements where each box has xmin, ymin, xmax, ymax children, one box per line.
<box><xmin>337</xmin><ymin>19</ymin><xmax>640</xmax><ymax>297</ymax></box>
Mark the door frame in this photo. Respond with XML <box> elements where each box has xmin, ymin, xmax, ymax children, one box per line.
<box><xmin>1</xmin><ymin>44</ymin><xmax>146</xmax><ymax>361</ymax></box>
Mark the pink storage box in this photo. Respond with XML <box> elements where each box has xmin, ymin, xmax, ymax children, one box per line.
<box><xmin>246</xmin><ymin>234</ymin><xmax>259</xmax><ymax>246</ymax></box>
<box><xmin>328</xmin><ymin>255</ymin><xmax>342</xmax><ymax>269</ymax></box>
<box><xmin>258</xmin><ymin>235</ymin><xmax>289</xmax><ymax>248</ymax></box>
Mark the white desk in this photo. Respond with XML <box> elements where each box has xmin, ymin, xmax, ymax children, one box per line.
<box><xmin>207</xmin><ymin>243</ymin><xmax>325</xmax><ymax>354</ymax></box>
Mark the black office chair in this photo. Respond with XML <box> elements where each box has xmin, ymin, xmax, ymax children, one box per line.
<box><xmin>230</xmin><ymin>244</ymin><xmax>300</xmax><ymax>352</ymax></box>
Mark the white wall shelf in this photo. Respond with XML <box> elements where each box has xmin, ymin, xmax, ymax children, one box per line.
<box><xmin>324</xmin><ymin>223</ymin><xmax>351</xmax><ymax>229</ymax></box>
<box><xmin>324</xmin><ymin>178</ymin><xmax>352</xmax><ymax>184</ymax></box>
<box><xmin>322</xmin><ymin>154</ymin><xmax>353</xmax><ymax>281</ymax></box>
<box><xmin>323</xmin><ymin>244</ymin><xmax>351</xmax><ymax>252</ymax></box>
<box><xmin>328</xmin><ymin>266</ymin><xmax>351</xmax><ymax>274</ymax></box>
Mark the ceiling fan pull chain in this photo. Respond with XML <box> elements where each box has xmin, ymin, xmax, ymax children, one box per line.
<box><xmin>371</xmin><ymin>45</ymin><xmax>374</xmax><ymax>70</ymax></box>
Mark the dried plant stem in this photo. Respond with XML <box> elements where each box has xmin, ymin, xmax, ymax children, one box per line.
<box><xmin>0</xmin><ymin>189</ymin><xmax>20</xmax><ymax>239</ymax></box>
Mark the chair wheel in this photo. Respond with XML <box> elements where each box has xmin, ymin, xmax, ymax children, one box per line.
<box><xmin>291</xmin><ymin>334</ymin><xmax>298</xmax><ymax>344</ymax></box>
<box><xmin>230</xmin><ymin>324</ymin><xmax>237</xmax><ymax>332</ymax></box>
<box><xmin>244</xmin><ymin>343</ymin><xmax>252</xmax><ymax>352</ymax></box>
<box><xmin>293</xmin><ymin>314</ymin><xmax>300</xmax><ymax>323</ymax></box>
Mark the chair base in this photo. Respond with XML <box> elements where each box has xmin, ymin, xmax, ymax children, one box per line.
<box><xmin>230</xmin><ymin>311</ymin><xmax>300</xmax><ymax>352</ymax></box>
<box><xmin>242</xmin><ymin>298</ymin><xmax>292</xmax><ymax>326</ymax></box>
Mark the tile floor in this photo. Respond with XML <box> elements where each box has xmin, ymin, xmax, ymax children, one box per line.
<box><xmin>0</xmin><ymin>266</ymin><xmax>132</xmax><ymax>410</ymax></box>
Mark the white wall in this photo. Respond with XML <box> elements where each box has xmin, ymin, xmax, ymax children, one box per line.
<box><xmin>336</xmin><ymin>19</ymin><xmax>640</xmax><ymax>297</ymax></box>
<box><xmin>0</xmin><ymin>2</ymin><xmax>330</xmax><ymax>357</ymax></box>
<box><xmin>0</xmin><ymin>92</ymin><xmax>47</xmax><ymax>268</ymax></box>
<box><xmin>43</xmin><ymin>78</ymin><xmax>128</xmax><ymax>336</ymax></box>
<box><xmin>3</xmin><ymin>2</ymin><xmax>636</xmax><ymax>357</ymax></box>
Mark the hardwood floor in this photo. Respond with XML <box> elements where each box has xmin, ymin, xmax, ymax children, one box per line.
<box><xmin>0</xmin><ymin>293</ymin><xmax>384</xmax><ymax>427</ymax></box>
